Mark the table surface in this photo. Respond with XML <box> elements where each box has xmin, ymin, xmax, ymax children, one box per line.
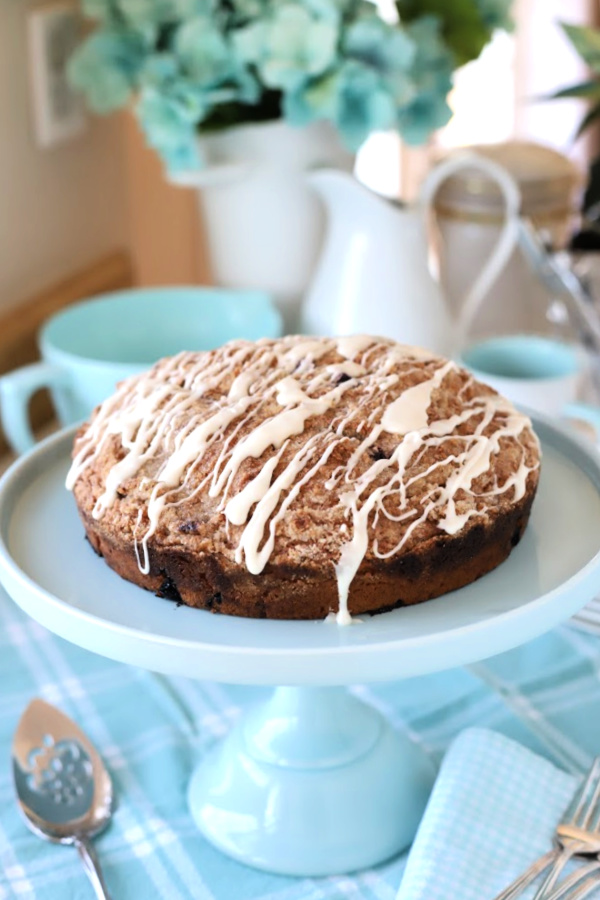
<box><xmin>2</xmin><ymin>583</ymin><xmax>600</xmax><ymax>900</ymax></box>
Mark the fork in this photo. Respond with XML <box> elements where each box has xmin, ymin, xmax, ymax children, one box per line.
<box><xmin>492</xmin><ymin>757</ymin><xmax>600</xmax><ymax>900</ymax></box>
<box><xmin>542</xmin><ymin>863</ymin><xmax>600</xmax><ymax>900</ymax></box>
<box><xmin>530</xmin><ymin>764</ymin><xmax>600</xmax><ymax>900</ymax></box>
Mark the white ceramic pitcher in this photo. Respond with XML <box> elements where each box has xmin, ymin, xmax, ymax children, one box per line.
<box><xmin>169</xmin><ymin>121</ymin><xmax>354</xmax><ymax>334</ymax></box>
<box><xmin>301</xmin><ymin>154</ymin><xmax>522</xmax><ymax>356</ymax></box>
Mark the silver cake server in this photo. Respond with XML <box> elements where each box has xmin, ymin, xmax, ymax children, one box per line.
<box><xmin>12</xmin><ymin>698</ymin><xmax>114</xmax><ymax>899</ymax></box>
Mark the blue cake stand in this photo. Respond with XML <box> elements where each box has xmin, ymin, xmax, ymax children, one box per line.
<box><xmin>1</xmin><ymin>417</ymin><xmax>600</xmax><ymax>877</ymax></box>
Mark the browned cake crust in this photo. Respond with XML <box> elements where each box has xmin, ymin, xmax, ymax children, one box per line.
<box><xmin>79</xmin><ymin>493</ymin><xmax>534</xmax><ymax>618</ymax></box>
<box><xmin>68</xmin><ymin>336</ymin><xmax>540</xmax><ymax>620</ymax></box>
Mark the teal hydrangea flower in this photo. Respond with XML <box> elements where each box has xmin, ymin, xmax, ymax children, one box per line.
<box><xmin>404</xmin><ymin>17</ymin><xmax>454</xmax><ymax>96</ymax></box>
<box><xmin>142</xmin><ymin>49</ymin><xmax>246</xmax><ymax>114</ymax></box>
<box><xmin>136</xmin><ymin>87</ymin><xmax>202</xmax><ymax>171</ymax></box>
<box><xmin>284</xmin><ymin>13</ymin><xmax>453</xmax><ymax>150</ymax></box>
<box><xmin>175</xmin><ymin>15</ymin><xmax>260</xmax><ymax>105</ymax></box>
<box><xmin>138</xmin><ymin>45</ymin><xmax>256</xmax><ymax>160</ymax></box>
<box><xmin>170</xmin><ymin>0</ymin><xmax>218</xmax><ymax>16</ymax></box>
<box><xmin>119</xmin><ymin>0</ymin><xmax>171</xmax><ymax>37</ymax></box>
<box><xmin>175</xmin><ymin>16</ymin><xmax>234</xmax><ymax>85</ymax></box>
<box><xmin>118</xmin><ymin>0</ymin><xmax>219</xmax><ymax>35</ymax></box>
<box><xmin>331</xmin><ymin>60</ymin><xmax>396</xmax><ymax>149</ymax></box>
<box><xmin>81</xmin><ymin>0</ymin><xmax>115</xmax><ymax>22</ymax></box>
<box><xmin>300</xmin><ymin>0</ymin><xmax>347</xmax><ymax>25</ymax></box>
<box><xmin>395</xmin><ymin>16</ymin><xmax>453</xmax><ymax>144</ymax></box>
<box><xmin>67</xmin><ymin>29</ymin><xmax>146</xmax><ymax>112</ymax></box>
<box><xmin>475</xmin><ymin>0</ymin><xmax>513</xmax><ymax>32</ymax></box>
<box><xmin>234</xmin><ymin>3</ymin><xmax>338</xmax><ymax>91</ymax></box>
<box><xmin>231</xmin><ymin>0</ymin><xmax>269</xmax><ymax>19</ymax></box>
<box><xmin>343</xmin><ymin>14</ymin><xmax>416</xmax><ymax>104</ymax></box>
<box><xmin>397</xmin><ymin>91</ymin><xmax>452</xmax><ymax>144</ymax></box>
<box><xmin>284</xmin><ymin>70</ymin><xmax>337</xmax><ymax>126</ymax></box>
<box><xmin>139</xmin><ymin>51</ymin><xmax>180</xmax><ymax>87</ymax></box>
<box><xmin>285</xmin><ymin>59</ymin><xmax>396</xmax><ymax>150</ymax></box>
<box><xmin>69</xmin><ymin>0</ymin><xmax>514</xmax><ymax>169</ymax></box>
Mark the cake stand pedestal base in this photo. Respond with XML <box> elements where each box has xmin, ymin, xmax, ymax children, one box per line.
<box><xmin>188</xmin><ymin>686</ymin><xmax>436</xmax><ymax>876</ymax></box>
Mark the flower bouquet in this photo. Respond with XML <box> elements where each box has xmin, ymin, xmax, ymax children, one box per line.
<box><xmin>69</xmin><ymin>0</ymin><xmax>513</xmax><ymax>171</ymax></box>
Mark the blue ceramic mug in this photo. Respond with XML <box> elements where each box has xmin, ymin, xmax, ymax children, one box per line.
<box><xmin>0</xmin><ymin>287</ymin><xmax>282</xmax><ymax>455</ymax></box>
<box><xmin>459</xmin><ymin>334</ymin><xmax>600</xmax><ymax>435</ymax></box>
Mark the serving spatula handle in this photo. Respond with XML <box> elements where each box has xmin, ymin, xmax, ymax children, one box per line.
<box><xmin>75</xmin><ymin>836</ymin><xmax>112</xmax><ymax>900</ymax></box>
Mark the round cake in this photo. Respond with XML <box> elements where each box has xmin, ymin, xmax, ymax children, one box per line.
<box><xmin>66</xmin><ymin>335</ymin><xmax>541</xmax><ymax>623</ymax></box>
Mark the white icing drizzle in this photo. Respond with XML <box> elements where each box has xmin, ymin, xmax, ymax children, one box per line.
<box><xmin>381</xmin><ymin>362</ymin><xmax>454</xmax><ymax>434</ymax></box>
<box><xmin>336</xmin><ymin>335</ymin><xmax>376</xmax><ymax>359</ymax></box>
<box><xmin>326</xmin><ymin>361</ymin><xmax>366</xmax><ymax>379</ymax></box>
<box><xmin>66</xmin><ymin>335</ymin><xmax>540</xmax><ymax>625</ymax></box>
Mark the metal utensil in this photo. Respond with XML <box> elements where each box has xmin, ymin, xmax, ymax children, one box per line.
<box><xmin>12</xmin><ymin>698</ymin><xmax>114</xmax><ymax>900</ymax></box>
<box><xmin>492</xmin><ymin>757</ymin><xmax>600</xmax><ymax>900</ymax></box>
<box><xmin>543</xmin><ymin>863</ymin><xmax>600</xmax><ymax>900</ymax></box>
<box><xmin>530</xmin><ymin>770</ymin><xmax>600</xmax><ymax>900</ymax></box>
<box><xmin>518</xmin><ymin>218</ymin><xmax>600</xmax><ymax>353</ymax></box>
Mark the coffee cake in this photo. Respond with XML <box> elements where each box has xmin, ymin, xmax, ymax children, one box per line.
<box><xmin>66</xmin><ymin>335</ymin><xmax>541</xmax><ymax>622</ymax></box>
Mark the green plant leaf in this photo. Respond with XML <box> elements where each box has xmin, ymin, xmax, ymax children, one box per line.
<box><xmin>560</xmin><ymin>22</ymin><xmax>600</xmax><ymax>73</ymax></box>
<box><xmin>548</xmin><ymin>79</ymin><xmax>600</xmax><ymax>100</ymax></box>
<box><xmin>575</xmin><ymin>101</ymin><xmax>600</xmax><ymax>138</ymax></box>
<box><xmin>396</xmin><ymin>0</ymin><xmax>489</xmax><ymax>67</ymax></box>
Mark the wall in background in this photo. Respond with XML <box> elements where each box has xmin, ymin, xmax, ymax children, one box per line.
<box><xmin>438</xmin><ymin>0</ymin><xmax>592</xmax><ymax>158</ymax></box>
<box><xmin>0</xmin><ymin>0</ymin><xmax>128</xmax><ymax>313</ymax></box>
<box><xmin>122</xmin><ymin>114</ymin><xmax>211</xmax><ymax>287</ymax></box>
<box><xmin>513</xmin><ymin>0</ymin><xmax>593</xmax><ymax>162</ymax></box>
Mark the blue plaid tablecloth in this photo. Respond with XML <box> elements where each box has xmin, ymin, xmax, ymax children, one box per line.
<box><xmin>2</xmin><ymin>586</ymin><xmax>600</xmax><ymax>900</ymax></box>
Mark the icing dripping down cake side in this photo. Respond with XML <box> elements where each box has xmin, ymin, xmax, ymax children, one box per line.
<box><xmin>66</xmin><ymin>335</ymin><xmax>541</xmax><ymax>622</ymax></box>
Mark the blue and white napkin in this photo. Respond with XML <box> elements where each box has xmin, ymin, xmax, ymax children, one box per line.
<box><xmin>397</xmin><ymin>727</ymin><xmax>581</xmax><ymax>900</ymax></box>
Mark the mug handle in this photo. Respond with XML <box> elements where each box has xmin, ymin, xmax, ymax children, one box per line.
<box><xmin>0</xmin><ymin>362</ymin><xmax>70</xmax><ymax>455</ymax></box>
<box><xmin>420</xmin><ymin>153</ymin><xmax>522</xmax><ymax>355</ymax></box>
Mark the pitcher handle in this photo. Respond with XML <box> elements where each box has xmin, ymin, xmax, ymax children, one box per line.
<box><xmin>420</xmin><ymin>153</ymin><xmax>522</xmax><ymax>355</ymax></box>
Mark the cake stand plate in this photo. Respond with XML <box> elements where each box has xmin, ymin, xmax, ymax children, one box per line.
<box><xmin>1</xmin><ymin>417</ymin><xmax>600</xmax><ymax>876</ymax></box>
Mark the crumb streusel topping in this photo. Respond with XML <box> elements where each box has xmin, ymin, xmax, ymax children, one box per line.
<box><xmin>67</xmin><ymin>335</ymin><xmax>540</xmax><ymax>623</ymax></box>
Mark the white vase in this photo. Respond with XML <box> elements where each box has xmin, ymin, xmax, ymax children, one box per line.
<box><xmin>169</xmin><ymin>120</ymin><xmax>354</xmax><ymax>333</ymax></box>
